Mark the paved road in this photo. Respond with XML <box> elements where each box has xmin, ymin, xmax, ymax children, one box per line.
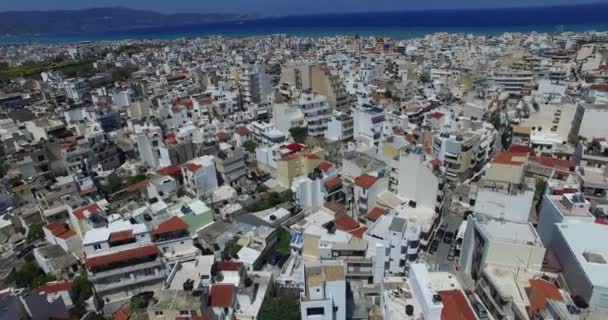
<box><xmin>423</xmin><ymin>210</ymin><xmax>463</xmax><ymax>272</ymax></box>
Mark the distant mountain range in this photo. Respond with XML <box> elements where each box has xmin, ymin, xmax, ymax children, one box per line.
<box><xmin>0</xmin><ymin>7</ymin><xmax>255</xmax><ymax>36</ymax></box>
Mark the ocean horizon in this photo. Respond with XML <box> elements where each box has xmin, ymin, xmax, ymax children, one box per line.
<box><xmin>3</xmin><ymin>5</ymin><xmax>608</xmax><ymax>44</ymax></box>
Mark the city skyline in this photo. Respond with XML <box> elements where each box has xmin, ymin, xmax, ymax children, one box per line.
<box><xmin>0</xmin><ymin>0</ymin><xmax>607</xmax><ymax>16</ymax></box>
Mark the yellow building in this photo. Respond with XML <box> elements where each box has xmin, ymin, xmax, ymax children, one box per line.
<box><xmin>277</xmin><ymin>147</ymin><xmax>325</xmax><ymax>188</ymax></box>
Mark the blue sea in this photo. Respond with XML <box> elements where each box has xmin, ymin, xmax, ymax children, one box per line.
<box><xmin>3</xmin><ymin>4</ymin><xmax>608</xmax><ymax>44</ymax></box>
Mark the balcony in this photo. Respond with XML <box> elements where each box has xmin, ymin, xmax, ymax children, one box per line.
<box><xmin>90</xmin><ymin>260</ymin><xmax>164</xmax><ymax>281</ymax></box>
<box><xmin>94</xmin><ymin>272</ymin><xmax>165</xmax><ymax>293</ymax></box>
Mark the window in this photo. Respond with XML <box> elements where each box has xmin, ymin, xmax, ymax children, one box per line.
<box><xmin>155</xmin><ymin>311</ymin><xmax>164</xmax><ymax>317</ymax></box>
<box><xmin>93</xmin><ymin>244</ymin><xmax>102</xmax><ymax>250</ymax></box>
<box><xmin>307</xmin><ymin>307</ymin><xmax>325</xmax><ymax>316</ymax></box>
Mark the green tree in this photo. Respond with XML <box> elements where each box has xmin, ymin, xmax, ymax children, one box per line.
<box><xmin>0</xmin><ymin>159</ymin><xmax>8</xmax><ymax>177</ymax></box>
<box><xmin>243</xmin><ymin>140</ymin><xmax>258</xmax><ymax>153</ymax></box>
<box><xmin>534</xmin><ymin>178</ymin><xmax>548</xmax><ymax>213</ymax></box>
<box><xmin>26</xmin><ymin>224</ymin><xmax>44</xmax><ymax>242</ymax></box>
<box><xmin>258</xmin><ymin>292</ymin><xmax>301</xmax><ymax>320</ymax></box>
<box><xmin>72</xmin><ymin>271</ymin><xmax>93</xmax><ymax>306</ymax></box>
<box><xmin>8</xmin><ymin>261</ymin><xmax>54</xmax><ymax>289</ymax></box>
<box><xmin>289</xmin><ymin>127</ymin><xmax>308</xmax><ymax>144</ymax></box>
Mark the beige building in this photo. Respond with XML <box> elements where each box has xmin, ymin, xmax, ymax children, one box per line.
<box><xmin>280</xmin><ymin>64</ymin><xmax>351</xmax><ymax>111</ymax></box>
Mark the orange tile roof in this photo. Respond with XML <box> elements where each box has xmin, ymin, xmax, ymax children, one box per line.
<box><xmin>85</xmin><ymin>245</ymin><xmax>158</xmax><ymax>269</ymax></box>
<box><xmin>113</xmin><ymin>308</ymin><xmax>132</xmax><ymax>320</ymax></box>
<box><xmin>530</xmin><ymin>156</ymin><xmax>575</xmax><ymax>170</ymax></box>
<box><xmin>438</xmin><ymin>290</ymin><xmax>477</xmax><ymax>320</ymax></box>
<box><xmin>323</xmin><ymin>176</ymin><xmax>342</xmax><ymax>190</ymax></box>
<box><xmin>109</xmin><ymin>230</ymin><xmax>134</xmax><ymax>243</ymax></box>
<box><xmin>508</xmin><ymin>144</ymin><xmax>534</xmax><ymax>154</ymax></box>
<box><xmin>157</xmin><ymin>165</ymin><xmax>183</xmax><ymax>177</ymax></box>
<box><xmin>72</xmin><ymin>202</ymin><xmax>102</xmax><ymax>220</ymax></box>
<box><xmin>209</xmin><ymin>284</ymin><xmax>235</xmax><ymax>308</ymax></box>
<box><xmin>528</xmin><ymin>279</ymin><xmax>563</xmax><ymax>313</ymax></box>
<box><xmin>45</xmin><ymin>223</ymin><xmax>77</xmax><ymax>240</ymax></box>
<box><xmin>318</xmin><ymin>161</ymin><xmax>334</xmax><ymax>172</ymax></box>
<box><xmin>349</xmin><ymin>226</ymin><xmax>368</xmax><ymax>239</ymax></box>
<box><xmin>36</xmin><ymin>280</ymin><xmax>72</xmax><ymax>294</ymax></box>
<box><xmin>151</xmin><ymin>216</ymin><xmax>189</xmax><ymax>236</ymax></box>
<box><xmin>324</xmin><ymin>201</ymin><xmax>346</xmax><ymax>215</ymax></box>
<box><xmin>355</xmin><ymin>174</ymin><xmax>378</xmax><ymax>189</ymax></box>
<box><xmin>334</xmin><ymin>214</ymin><xmax>359</xmax><ymax>232</ymax></box>
<box><xmin>367</xmin><ymin>207</ymin><xmax>388</xmax><ymax>221</ymax></box>
<box><xmin>492</xmin><ymin>152</ymin><xmax>528</xmax><ymax>166</ymax></box>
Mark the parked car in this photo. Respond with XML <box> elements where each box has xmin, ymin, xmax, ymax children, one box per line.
<box><xmin>429</xmin><ymin>239</ymin><xmax>440</xmax><ymax>253</ymax></box>
<box><xmin>443</xmin><ymin>231</ymin><xmax>454</xmax><ymax>244</ymax></box>
<box><xmin>473</xmin><ymin>302</ymin><xmax>489</xmax><ymax>320</ymax></box>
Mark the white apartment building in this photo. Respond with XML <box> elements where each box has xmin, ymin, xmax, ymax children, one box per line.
<box><xmin>460</xmin><ymin>216</ymin><xmax>545</xmax><ymax>282</ymax></box>
<box><xmin>382</xmin><ymin>263</ymin><xmax>444</xmax><ymax>320</ymax></box>
<box><xmin>537</xmin><ymin>193</ymin><xmax>595</xmax><ymax>247</ymax></box>
<box><xmin>82</xmin><ymin>220</ymin><xmax>165</xmax><ymax>313</ymax></box>
<box><xmin>352</xmin><ymin>103</ymin><xmax>391</xmax><ymax>147</ymax></box>
<box><xmin>551</xmin><ymin>222</ymin><xmax>608</xmax><ymax>312</ymax></box>
<box><xmin>181</xmin><ymin>156</ymin><xmax>218</xmax><ymax>197</ymax></box>
<box><xmin>569</xmin><ymin>102</ymin><xmax>608</xmax><ymax>142</ymax></box>
<box><xmin>248</xmin><ymin>121</ymin><xmax>287</xmax><ymax>146</ymax></box>
<box><xmin>300</xmin><ymin>260</ymin><xmax>346</xmax><ymax>320</ymax></box>
<box><xmin>490</xmin><ymin>69</ymin><xmax>534</xmax><ymax>95</ymax></box>
<box><xmin>298</xmin><ymin>92</ymin><xmax>331</xmax><ymax>138</ymax></box>
<box><xmin>292</xmin><ymin>174</ymin><xmax>324</xmax><ymax>212</ymax></box>
<box><xmin>238</xmin><ymin>63</ymin><xmax>273</xmax><ymax>104</ymax></box>
<box><xmin>365</xmin><ymin>213</ymin><xmax>421</xmax><ymax>275</ymax></box>
<box><xmin>272</xmin><ymin>103</ymin><xmax>305</xmax><ymax>136</ymax></box>
<box><xmin>135</xmin><ymin>124</ymin><xmax>164</xmax><ymax>169</ymax></box>
<box><xmin>324</xmin><ymin>111</ymin><xmax>354</xmax><ymax>141</ymax></box>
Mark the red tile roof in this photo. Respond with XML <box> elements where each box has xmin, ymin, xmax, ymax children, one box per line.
<box><xmin>318</xmin><ymin>161</ymin><xmax>334</xmax><ymax>172</ymax></box>
<box><xmin>126</xmin><ymin>179</ymin><xmax>150</xmax><ymax>193</ymax></box>
<box><xmin>157</xmin><ymin>165</ymin><xmax>183</xmax><ymax>177</ymax></box>
<box><xmin>508</xmin><ymin>144</ymin><xmax>534</xmax><ymax>154</ymax></box>
<box><xmin>430</xmin><ymin>112</ymin><xmax>445</xmax><ymax>120</ymax></box>
<box><xmin>45</xmin><ymin>223</ymin><xmax>77</xmax><ymax>240</ymax></box>
<box><xmin>349</xmin><ymin>226</ymin><xmax>368</xmax><ymax>239</ymax></box>
<box><xmin>209</xmin><ymin>284</ymin><xmax>235</xmax><ymax>308</ymax></box>
<box><xmin>591</xmin><ymin>83</ymin><xmax>608</xmax><ymax>90</ymax></box>
<box><xmin>235</xmin><ymin>126</ymin><xmax>250</xmax><ymax>135</ymax></box>
<box><xmin>324</xmin><ymin>201</ymin><xmax>346</xmax><ymax>215</ymax></box>
<box><xmin>85</xmin><ymin>245</ymin><xmax>158</xmax><ymax>269</ymax></box>
<box><xmin>215</xmin><ymin>131</ymin><xmax>230</xmax><ymax>142</ymax></box>
<box><xmin>530</xmin><ymin>156</ymin><xmax>575</xmax><ymax>170</ymax></box>
<box><xmin>185</xmin><ymin>163</ymin><xmax>202</xmax><ymax>172</ymax></box>
<box><xmin>284</xmin><ymin>143</ymin><xmax>305</xmax><ymax>152</ymax></box>
<box><xmin>72</xmin><ymin>202</ymin><xmax>102</xmax><ymax>221</ymax></box>
<box><xmin>151</xmin><ymin>216</ymin><xmax>189</xmax><ymax>236</ymax></box>
<box><xmin>492</xmin><ymin>152</ymin><xmax>528</xmax><ymax>166</ymax></box>
<box><xmin>216</xmin><ymin>261</ymin><xmax>243</xmax><ymax>271</ymax></box>
<box><xmin>334</xmin><ymin>214</ymin><xmax>359</xmax><ymax>232</ymax></box>
<box><xmin>324</xmin><ymin>176</ymin><xmax>342</xmax><ymax>190</ymax></box>
<box><xmin>438</xmin><ymin>290</ymin><xmax>477</xmax><ymax>320</ymax></box>
<box><xmin>431</xmin><ymin>158</ymin><xmax>441</xmax><ymax>167</ymax></box>
<box><xmin>355</xmin><ymin>174</ymin><xmax>378</xmax><ymax>189</ymax></box>
<box><xmin>528</xmin><ymin>279</ymin><xmax>563</xmax><ymax>313</ymax></box>
<box><xmin>367</xmin><ymin>207</ymin><xmax>388</xmax><ymax>221</ymax></box>
<box><xmin>109</xmin><ymin>230</ymin><xmax>134</xmax><ymax>243</ymax></box>
<box><xmin>36</xmin><ymin>280</ymin><xmax>72</xmax><ymax>294</ymax></box>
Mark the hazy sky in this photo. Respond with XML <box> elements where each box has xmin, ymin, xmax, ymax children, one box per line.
<box><xmin>0</xmin><ymin>0</ymin><xmax>606</xmax><ymax>16</ymax></box>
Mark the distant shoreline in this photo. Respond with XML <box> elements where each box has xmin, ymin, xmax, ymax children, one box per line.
<box><xmin>2</xmin><ymin>4</ymin><xmax>608</xmax><ymax>44</ymax></box>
